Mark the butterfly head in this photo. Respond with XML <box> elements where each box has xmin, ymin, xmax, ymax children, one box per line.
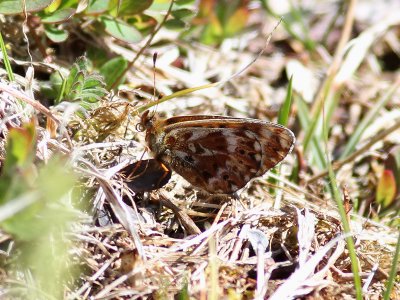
<box><xmin>137</xmin><ymin>110</ymin><xmax>156</xmax><ymax>132</ymax></box>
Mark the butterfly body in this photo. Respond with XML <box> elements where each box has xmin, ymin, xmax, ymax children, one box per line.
<box><xmin>140</xmin><ymin>110</ymin><xmax>295</xmax><ymax>194</ymax></box>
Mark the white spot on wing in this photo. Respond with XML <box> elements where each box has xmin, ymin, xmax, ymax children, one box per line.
<box><xmin>280</xmin><ymin>137</ymin><xmax>292</xmax><ymax>149</ymax></box>
<box><xmin>188</xmin><ymin>143</ymin><xmax>196</xmax><ymax>153</ymax></box>
<box><xmin>222</xmin><ymin>131</ymin><xmax>238</xmax><ymax>153</ymax></box>
<box><xmin>187</xmin><ymin>130</ymin><xmax>210</xmax><ymax>141</ymax></box>
<box><xmin>260</xmin><ymin>128</ymin><xmax>273</xmax><ymax>139</ymax></box>
<box><xmin>254</xmin><ymin>141</ymin><xmax>261</xmax><ymax>152</ymax></box>
<box><xmin>199</xmin><ymin>146</ymin><xmax>214</xmax><ymax>156</ymax></box>
<box><xmin>244</xmin><ymin>130</ymin><xmax>254</xmax><ymax>139</ymax></box>
<box><xmin>174</xmin><ymin>150</ymin><xmax>190</xmax><ymax>160</ymax></box>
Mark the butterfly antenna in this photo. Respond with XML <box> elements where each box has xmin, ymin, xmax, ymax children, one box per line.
<box><xmin>149</xmin><ymin>52</ymin><xmax>159</xmax><ymax>121</ymax></box>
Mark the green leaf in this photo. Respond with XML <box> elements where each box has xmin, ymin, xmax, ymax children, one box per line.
<box><xmin>0</xmin><ymin>155</ymin><xmax>79</xmax><ymax>298</ymax></box>
<box><xmin>50</xmin><ymin>71</ymin><xmax>63</xmax><ymax>90</ymax></box>
<box><xmin>224</xmin><ymin>6</ymin><xmax>249</xmax><ymax>37</ymax></box>
<box><xmin>84</xmin><ymin>74</ymin><xmax>106</xmax><ymax>89</ymax></box>
<box><xmin>41</xmin><ymin>70</ymin><xmax>64</xmax><ymax>100</ymax></box>
<box><xmin>0</xmin><ymin>121</ymin><xmax>36</xmax><ymax>205</ymax></box>
<box><xmin>127</xmin><ymin>14</ymin><xmax>157</xmax><ymax>35</ymax></box>
<box><xmin>0</xmin><ymin>192</ymin><xmax>44</xmax><ymax>240</ymax></box>
<box><xmin>3</xmin><ymin>121</ymin><xmax>36</xmax><ymax>173</ymax></box>
<box><xmin>101</xmin><ymin>16</ymin><xmax>143</xmax><ymax>43</ymax></box>
<box><xmin>108</xmin><ymin>0</ymin><xmax>153</xmax><ymax>16</ymax></box>
<box><xmin>385</xmin><ymin>145</ymin><xmax>400</xmax><ymax>194</ymax></box>
<box><xmin>61</xmin><ymin>57</ymin><xmax>106</xmax><ymax>108</ymax></box>
<box><xmin>150</xmin><ymin>0</ymin><xmax>174</xmax><ymax>10</ymax></box>
<box><xmin>70</xmin><ymin>72</ymin><xmax>85</xmax><ymax>100</ymax></box>
<box><xmin>0</xmin><ymin>0</ymin><xmax>53</xmax><ymax>14</ymax></box>
<box><xmin>44</xmin><ymin>24</ymin><xmax>69</xmax><ymax>43</ymax></box>
<box><xmin>36</xmin><ymin>157</ymin><xmax>76</xmax><ymax>204</ymax></box>
<box><xmin>171</xmin><ymin>8</ymin><xmax>195</xmax><ymax>19</ymax></box>
<box><xmin>43</xmin><ymin>0</ymin><xmax>61</xmax><ymax>13</ymax></box>
<box><xmin>87</xmin><ymin>46</ymin><xmax>109</xmax><ymax>66</ymax></box>
<box><xmin>0</xmin><ymin>155</ymin><xmax>77</xmax><ymax>240</ymax></box>
<box><xmin>376</xmin><ymin>170</ymin><xmax>397</xmax><ymax>208</ymax></box>
<box><xmin>64</xmin><ymin>57</ymin><xmax>86</xmax><ymax>98</ymax></box>
<box><xmin>99</xmin><ymin>56</ymin><xmax>128</xmax><ymax>89</ymax></box>
<box><xmin>199</xmin><ymin>17</ymin><xmax>223</xmax><ymax>45</ymax></box>
<box><xmin>175</xmin><ymin>0</ymin><xmax>195</xmax><ymax>5</ymax></box>
<box><xmin>86</xmin><ymin>0</ymin><xmax>110</xmax><ymax>14</ymax></box>
<box><xmin>164</xmin><ymin>18</ymin><xmax>187</xmax><ymax>30</ymax></box>
<box><xmin>41</xmin><ymin>7</ymin><xmax>76</xmax><ymax>24</ymax></box>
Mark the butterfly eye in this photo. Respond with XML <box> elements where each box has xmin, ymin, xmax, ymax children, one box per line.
<box><xmin>135</xmin><ymin>122</ymin><xmax>145</xmax><ymax>132</ymax></box>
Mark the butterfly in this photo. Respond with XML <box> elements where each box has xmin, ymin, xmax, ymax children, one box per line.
<box><xmin>137</xmin><ymin>110</ymin><xmax>295</xmax><ymax>195</ymax></box>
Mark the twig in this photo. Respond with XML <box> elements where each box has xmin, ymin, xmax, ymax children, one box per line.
<box><xmin>158</xmin><ymin>191</ymin><xmax>201</xmax><ymax>235</ymax></box>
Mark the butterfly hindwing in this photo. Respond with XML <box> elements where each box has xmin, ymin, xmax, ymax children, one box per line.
<box><xmin>120</xmin><ymin>159</ymin><xmax>172</xmax><ymax>193</ymax></box>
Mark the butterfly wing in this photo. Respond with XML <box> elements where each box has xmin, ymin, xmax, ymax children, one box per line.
<box><xmin>120</xmin><ymin>159</ymin><xmax>171</xmax><ymax>193</ymax></box>
<box><xmin>154</xmin><ymin>117</ymin><xmax>294</xmax><ymax>194</ymax></box>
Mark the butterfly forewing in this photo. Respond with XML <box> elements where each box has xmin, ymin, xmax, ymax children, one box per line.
<box><xmin>120</xmin><ymin>159</ymin><xmax>172</xmax><ymax>193</ymax></box>
<box><xmin>144</xmin><ymin>114</ymin><xmax>295</xmax><ymax>194</ymax></box>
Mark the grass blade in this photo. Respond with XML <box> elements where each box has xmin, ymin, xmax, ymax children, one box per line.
<box><xmin>296</xmin><ymin>97</ymin><xmax>326</xmax><ymax>169</ymax></box>
<box><xmin>278</xmin><ymin>75</ymin><xmax>293</xmax><ymax>126</ymax></box>
<box><xmin>0</xmin><ymin>31</ymin><xmax>15</xmax><ymax>82</ymax></box>
<box><xmin>383</xmin><ymin>231</ymin><xmax>400</xmax><ymax>300</ymax></box>
<box><xmin>340</xmin><ymin>81</ymin><xmax>400</xmax><ymax>159</ymax></box>
<box><xmin>323</xmin><ymin>104</ymin><xmax>363</xmax><ymax>299</ymax></box>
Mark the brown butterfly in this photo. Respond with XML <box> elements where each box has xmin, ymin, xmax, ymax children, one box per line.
<box><xmin>137</xmin><ymin>110</ymin><xmax>295</xmax><ymax>194</ymax></box>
